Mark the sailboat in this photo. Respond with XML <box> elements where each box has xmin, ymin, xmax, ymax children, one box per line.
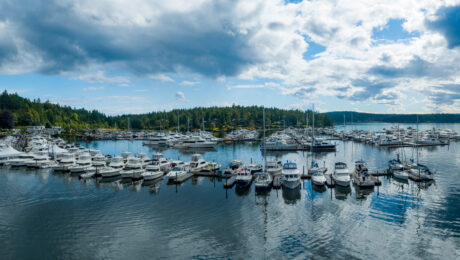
<box><xmin>255</xmin><ymin>107</ymin><xmax>273</xmax><ymax>190</ymax></box>
<box><xmin>408</xmin><ymin>115</ymin><xmax>435</xmax><ymax>181</ymax></box>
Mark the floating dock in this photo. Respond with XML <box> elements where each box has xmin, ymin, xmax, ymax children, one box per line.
<box><xmin>173</xmin><ymin>172</ymin><xmax>194</xmax><ymax>184</ymax></box>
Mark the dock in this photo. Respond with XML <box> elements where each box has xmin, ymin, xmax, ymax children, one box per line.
<box><xmin>173</xmin><ymin>172</ymin><xmax>194</xmax><ymax>184</ymax></box>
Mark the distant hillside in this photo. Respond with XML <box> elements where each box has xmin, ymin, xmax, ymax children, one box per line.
<box><xmin>326</xmin><ymin>111</ymin><xmax>460</xmax><ymax>124</ymax></box>
<box><xmin>0</xmin><ymin>91</ymin><xmax>333</xmax><ymax>130</ymax></box>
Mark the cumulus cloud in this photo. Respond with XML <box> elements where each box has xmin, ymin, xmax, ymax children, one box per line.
<box><xmin>180</xmin><ymin>81</ymin><xmax>198</xmax><ymax>86</ymax></box>
<box><xmin>0</xmin><ymin>0</ymin><xmax>459</xmax><ymax>113</ymax></box>
<box><xmin>175</xmin><ymin>91</ymin><xmax>187</xmax><ymax>101</ymax></box>
<box><xmin>82</xmin><ymin>86</ymin><xmax>105</xmax><ymax>91</ymax></box>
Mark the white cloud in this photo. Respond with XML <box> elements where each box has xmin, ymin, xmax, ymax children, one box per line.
<box><xmin>82</xmin><ymin>86</ymin><xmax>105</xmax><ymax>91</ymax></box>
<box><xmin>149</xmin><ymin>74</ymin><xmax>174</xmax><ymax>82</ymax></box>
<box><xmin>180</xmin><ymin>80</ymin><xmax>199</xmax><ymax>86</ymax></box>
<box><xmin>175</xmin><ymin>91</ymin><xmax>187</xmax><ymax>101</ymax></box>
<box><xmin>75</xmin><ymin>70</ymin><xmax>130</xmax><ymax>84</ymax></box>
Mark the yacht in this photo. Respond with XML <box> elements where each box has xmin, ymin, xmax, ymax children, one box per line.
<box><xmin>235</xmin><ymin>167</ymin><xmax>252</xmax><ymax>186</ymax></box>
<box><xmin>151</xmin><ymin>153</ymin><xmax>171</xmax><ymax>172</ymax></box>
<box><xmin>92</xmin><ymin>153</ymin><xmax>107</xmax><ymax>168</ymax></box>
<box><xmin>282</xmin><ymin>162</ymin><xmax>300</xmax><ymax>189</ymax></box>
<box><xmin>254</xmin><ymin>172</ymin><xmax>273</xmax><ymax>189</ymax></box>
<box><xmin>26</xmin><ymin>152</ymin><xmax>56</xmax><ymax>169</ymax></box>
<box><xmin>136</xmin><ymin>152</ymin><xmax>151</xmax><ymax>167</ymax></box>
<box><xmin>248</xmin><ymin>163</ymin><xmax>263</xmax><ymax>174</ymax></box>
<box><xmin>167</xmin><ymin>164</ymin><xmax>190</xmax><ymax>182</ymax></box>
<box><xmin>223</xmin><ymin>160</ymin><xmax>243</xmax><ymax>176</ymax></box>
<box><xmin>408</xmin><ymin>164</ymin><xmax>435</xmax><ymax>181</ymax></box>
<box><xmin>351</xmin><ymin>161</ymin><xmax>376</xmax><ymax>187</ymax></box>
<box><xmin>8</xmin><ymin>153</ymin><xmax>35</xmax><ymax>167</ymax></box>
<box><xmin>69</xmin><ymin>153</ymin><xmax>95</xmax><ymax>173</ymax></box>
<box><xmin>311</xmin><ymin>171</ymin><xmax>326</xmax><ymax>186</ymax></box>
<box><xmin>142</xmin><ymin>165</ymin><xmax>164</xmax><ymax>180</ymax></box>
<box><xmin>200</xmin><ymin>162</ymin><xmax>221</xmax><ymax>174</ymax></box>
<box><xmin>53</xmin><ymin>152</ymin><xmax>76</xmax><ymax>171</ymax></box>
<box><xmin>266</xmin><ymin>161</ymin><xmax>282</xmax><ymax>176</ymax></box>
<box><xmin>189</xmin><ymin>154</ymin><xmax>209</xmax><ymax>173</ymax></box>
<box><xmin>109</xmin><ymin>156</ymin><xmax>125</xmax><ymax>169</ymax></box>
<box><xmin>121</xmin><ymin>151</ymin><xmax>132</xmax><ymax>161</ymax></box>
<box><xmin>392</xmin><ymin>169</ymin><xmax>409</xmax><ymax>180</ymax></box>
<box><xmin>121</xmin><ymin>157</ymin><xmax>144</xmax><ymax>180</ymax></box>
<box><xmin>332</xmin><ymin>162</ymin><xmax>350</xmax><ymax>187</ymax></box>
<box><xmin>98</xmin><ymin>166</ymin><xmax>122</xmax><ymax>178</ymax></box>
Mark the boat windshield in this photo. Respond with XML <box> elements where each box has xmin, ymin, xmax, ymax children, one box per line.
<box><xmin>172</xmin><ymin>167</ymin><xmax>184</xmax><ymax>171</ymax></box>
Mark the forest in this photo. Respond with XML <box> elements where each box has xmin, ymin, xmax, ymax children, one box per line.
<box><xmin>326</xmin><ymin>111</ymin><xmax>460</xmax><ymax>124</ymax></box>
<box><xmin>0</xmin><ymin>91</ymin><xmax>333</xmax><ymax>130</ymax></box>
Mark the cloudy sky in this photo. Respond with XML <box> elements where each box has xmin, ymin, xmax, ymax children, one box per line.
<box><xmin>0</xmin><ymin>0</ymin><xmax>459</xmax><ymax>114</ymax></box>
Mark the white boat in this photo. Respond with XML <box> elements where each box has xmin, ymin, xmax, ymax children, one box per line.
<box><xmin>235</xmin><ymin>167</ymin><xmax>252</xmax><ymax>186</ymax></box>
<box><xmin>69</xmin><ymin>153</ymin><xmax>94</xmax><ymax>173</ymax></box>
<box><xmin>167</xmin><ymin>164</ymin><xmax>190</xmax><ymax>182</ymax></box>
<box><xmin>254</xmin><ymin>172</ymin><xmax>272</xmax><ymax>189</ymax></box>
<box><xmin>136</xmin><ymin>152</ymin><xmax>151</xmax><ymax>166</ymax></box>
<box><xmin>120</xmin><ymin>157</ymin><xmax>144</xmax><ymax>180</ymax></box>
<box><xmin>142</xmin><ymin>165</ymin><xmax>164</xmax><ymax>180</ymax></box>
<box><xmin>189</xmin><ymin>154</ymin><xmax>209</xmax><ymax>172</ymax></box>
<box><xmin>92</xmin><ymin>153</ymin><xmax>107</xmax><ymax>168</ymax></box>
<box><xmin>151</xmin><ymin>153</ymin><xmax>171</xmax><ymax>172</ymax></box>
<box><xmin>332</xmin><ymin>162</ymin><xmax>350</xmax><ymax>187</ymax></box>
<box><xmin>408</xmin><ymin>164</ymin><xmax>435</xmax><ymax>181</ymax></box>
<box><xmin>311</xmin><ymin>171</ymin><xmax>326</xmax><ymax>186</ymax></box>
<box><xmin>26</xmin><ymin>152</ymin><xmax>56</xmax><ymax>169</ymax></box>
<box><xmin>282</xmin><ymin>162</ymin><xmax>300</xmax><ymax>189</ymax></box>
<box><xmin>393</xmin><ymin>169</ymin><xmax>409</xmax><ymax>180</ymax></box>
<box><xmin>8</xmin><ymin>153</ymin><xmax>35</xmax><ymax>167</ymax></box>
<box><xmin>266</xmin><ymin>161</ymin><xmax>282</xmax><ymax>176</ymax></box>
<box><xmin>351</xmin><ymin>161</ymin><xmax>376</xmax><ymax>187</ymax></box>
<box><xmin>248</xmin><ymin>163</ymin><xmax>263</xmax><ymax>174</ymax></box>
<box><xmin>109</xmin><ymin>156</ymin><xmax>125</xmax><ymax>169</ymax></box>
<box><xmin>98</xmin><ymin>166</ymin><xmax>122</xmax><ymax>178</ymax></box>
<box><xmin>53</xmin><ymin>152</ymin><xmax>76</xmax><ymax>171</ymax></box>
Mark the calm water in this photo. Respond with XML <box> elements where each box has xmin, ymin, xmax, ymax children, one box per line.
<box><xmin>1</xmin><ymin>125</ymin><xmax>460</xmax><ymax>259</ymax></box>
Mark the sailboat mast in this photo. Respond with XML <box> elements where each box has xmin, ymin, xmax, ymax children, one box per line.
<box><xmin>312</xmin><ymin>104</ymin><xmax>315</xmax><ymax>146</ymax></box>
<box><xmin>263</xmin><ymin>108</ymin><xmax>266</xmax><ymax>171</ymax></box>
<box><xmin>177</xmin><ymin>111</ymin><xmax>180</xmax><ymax>133</ymax></box>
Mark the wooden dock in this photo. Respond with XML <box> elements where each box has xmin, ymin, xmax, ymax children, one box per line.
<box><xmin>173</xmin><ymin>172</ymin><xmax>194</xmax><ymax>184</ymax></box>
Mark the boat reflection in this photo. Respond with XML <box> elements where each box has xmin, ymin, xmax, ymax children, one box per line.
<box><xmin>312</xmin><ymin>183</ymin><xmax>327</xmax><ymax>193</ymax></box>
<box><xmin>142</xmin><ymin>178</ymin><xmax>162</xmax><ymax>194</ymax></box>
<box><xmin>354</xmin><ymin>185</ymin><xmax>374</xmax><ymax>200</ymax></box>
<box><xmin>282</xmin><ymin>186</ymin><xmax>301</xmax><ymax>205</ymax></box>
<box><xmin>235</xmin><ymin>184</ymin><xmax>252</xmax><ymax>197</ymax></box>
<box><xmin>334</xmin><ymin>185</ymin><xmax>352</xmax><ymax>200</ymax></box>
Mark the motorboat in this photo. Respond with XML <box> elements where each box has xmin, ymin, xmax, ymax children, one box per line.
<box><xmin>136</xmin><ymin>152</ymin><xmax>151</xmax><ymax>166</ymax></box>
<box><xmin>151</xmin><ymin>153</ymin><xmax>171</xmax><ymax>172</ymax></box>
<box><xmin>254</xmin><ymin>172</ymin><xmax>273</xmax><ymax>189</ymax></box>
<box><xmin>311</xmin><ymin>171</ymin><xmax>326</xmax><ymax>186</ymax></box>
<box><xmin>142</xmin><ymin>165</ymin><xmax>164</xmax><ymax>180</ymax></box>
<box><xmin>26</xmin><ymin>152</ymin><xmax>56</xmax><ymax>169</ymax></box>
<box><xmin>53</xmin><ymin>152</ymin><xmax>76</xmax><ymax>171</ymax></box>
<box><xmin>69</xmin><ymin>153</ymin><xmax>95</xmax><ymax>173</ymax></box>
<box><xmin>408</xmin><ymin>164</ymin><xmax>435</xmax><ymax>181</ymax></box>
<box><xmin>200</xmin><ymin>162</ymin><xmax>221</xmax><ymax>174</ymax></box>
<box><xmin>97</xmin><ymin>166</ymin><xmax>122</xmax><ymax>178</ymax></box>
<box><xmin>92</xmin><ymin>153</ymin><xmax>107</xmax><ymax>168</ymax></box>
<box><xmin>167</xmin><ymin>164</ymin><xmax>190</xmax><ymax>182</ymax></box>
<box><xmin>351</xmin><ymin>161</ymin><xmax>378</xmax><ymax>187</ymax></box>
<box><xmin>235</xmin><ymin>167</ymin><xmax>252</xmax><ymax>186</ymax></box>
<box><xmin>332</xmin><ymin>162</ymin><xmax>350</xmax><ymax>187</ymax></box>
<box><xmin>8</xmin><ymin>153</ymin><xmax>36</xmax><ymax>167</ymax></box>
<box><xmin>121</xmin><ymin>157</ymin><xmax>144</xmax><ymax>180</ymax></box>
<box><xmin>248</xmin><ymin>163</ymin><xmax>263</xmax><ymax>174</ymax></box>
<box><xmin>392</xmin><ymin>169</ymin><xmax>409</xmax><ymax>180</ymax></box>
<box><xmin>308</xmin><ymin>161</ymin><xmax>326</xmax><ymax>175</ymax></box>
<box><xmin>266</xmin><ymin>161</ymin><xmax>282</xmax><ymax>176</ymax></box>
<box><xmin>109</xmin><ymin>156</ymin><xmax>125</xmax><ymax>169</ymax></box>
<box><xmin>189</xmin><ymin>154</ymin><xmax>209</xmax><ymax>172</ymax></box>
<box><xmin>282</xmin><ymin>162</ymin><xmax>300</xmax><ymax>189</ymax></box>
<box><xmin>223</xmin><ymin>160</ymin><xmax>243</xmax><ymax>176</ymax></box>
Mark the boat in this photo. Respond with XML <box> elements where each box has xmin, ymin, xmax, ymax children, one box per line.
<box><xmin>136</xmin><ymin>152</ymin><xmax>151</xmax><ymax>166</ymax></box>
<box><xmin>392</xmin><ymin>169</ymin><xmax>409</xmax><ymax>180</ymax></box>
<box><xmin>69</xmin><ymin>153</ymin><xmax>95</xmax><ymax>174</ymax></box>
<box><xmin>248</xmin><ymin>163</ymin><xmax>263</xmax><ymax>174</ymax></box>
<box><xmin>109</xmin><ymin>156</ymin><xmax>125</xmax><ymax>169</ymax></box>
<box><xmin>7</xmin><ymin>153</ymin><xmax>35</xmax><ymax>167</ymax></box>
<box><xmin>25</xmin><ymin>152</ymin><xmax>56</xmax><ymax>169</ymax></box>
<box><xmin>332</xmin><ymin>162</ymin><xmax>350</xmax><ymax>187</ymax></box>
<box><xmin>235</xmin><ymin>167</ymin><xmax>252</xmax><ymax>186</ymax></box>
<box><xmin>254</xmin><ymin>173</ymin><xmax>273</xmax><ymax>189</ymax></box>
<box><xmin>120</xmin><ymin>157</ymin><xmax>144</xmax><ymax>180</ymax></box>
<box><xmin>92</xmin><ymin>153</ymin><xmax>107</xmax><ymax>168</ymax></box>
<box><xmin>151</xmin><ymin>153</ymin><xmax>171</xmax><ymax>173</ymax></box>
<box><xmin>351</xmin><ymin>161</ymin><xmax>377</xmax><ymax>187</ymax></box>
<box><xmin>97</xmin><ymin>166</ymin><xmax>122</xmax><ymax>178</ymax></box>
<box><xmin>266</xmin><ymin>161</ymin><xmax>282</xmax><ymax>176</ymax></box>
<box><xmin>408</xmin><ymin>164</ymin><xmax>435</xmax><ymax>181</ymax></box>
<box><xmin>311</xmin><ymin>171</ymin><xmax>326</xmax><ymax>186</ymax></box>
<box><xmin>282</xmin><ymin>162</ymin><xmax>300</xmax><ymax>189</ymax></box>
<box><xmin>189</xmin><ymin>154</ymin><xmax>209</xmax><ymax>173</ymax></box>
<box><xmin>199</xmin><ymin>162</ymin><xmax>221</xmax><ymax>174</ymax></box>
<box><xmin>223</xmin><ymin>160</ymin><xmax>243</xmax><ymax>176</ymax></box>
<box><xmin>52</xmin><ymin>152</ymin><xmax>76</xmax><ymax>171</ymax></box>
<box><xmin>142</xmin><ymin>165</ymin><xmax>164</xmax><ymax>180</ymax></box>
<box><xmin>167</xmin><ymin>164</ymin><xmax>190</xmax><ymax>182</ymax></box>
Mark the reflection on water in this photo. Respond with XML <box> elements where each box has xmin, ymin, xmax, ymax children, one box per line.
<box><xmin>0</xmin><ymin>136</ymin><xmax>459</xmax><ymax>259</ymax></box>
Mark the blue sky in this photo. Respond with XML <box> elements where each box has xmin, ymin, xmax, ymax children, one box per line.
<box><xmin>0</xmin><ymin>0</ymin><xmax>459</xmax><ymax>114</ymax></box>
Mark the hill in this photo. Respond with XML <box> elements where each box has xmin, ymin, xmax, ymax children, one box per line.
<box><xmin>0</xmin><ymin>91</ymin><xmax>333</xmax><ymax>130</ymax></box>
<box><xmin>326</xmin><ymin>111</ymin><xmax>460</xmax><ymax>124</ymax></box>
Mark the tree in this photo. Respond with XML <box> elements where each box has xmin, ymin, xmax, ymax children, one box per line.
<box><xmin>0</xmin><ymin>110</ymin><xmax>14</xmax><ymax>129</ymax></box>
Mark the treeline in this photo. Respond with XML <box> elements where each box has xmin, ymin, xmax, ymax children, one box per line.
<box><xmin>0</xmin><ymin>91</ymin><xmax>333</xmax><ymax>130</ymax></box>
<box><xmin>326</xmin><ymin>111</ymin><xmax>460</xmax><ymax>124</ymax></box>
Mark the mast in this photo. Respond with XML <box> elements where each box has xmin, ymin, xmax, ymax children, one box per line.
<box><xmin>312</xmin><ymin>104</ymin><xmax>315</xmax><ymax>146</ymax></box>
<box><xmin>343</xmin><ymin>114</ymin><xmax>345</xmax><ymax>140</ymax></box>
<box><xmin>177</xmin><ymin>111</ymin><xmax>180</xmax><ymax>133</ymax></box>
<box><xmin>263</xmin><ymin>107</ymin><xmax>266</xmax><ymax>171</ymax></box>
<box><xmin>416</xmin><ymin>114</ymin><xmax>420</xmax><ymax>176</ymax></box>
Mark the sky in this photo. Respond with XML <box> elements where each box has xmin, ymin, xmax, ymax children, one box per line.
<box><xmin>0</xmin><ymin>0</ymin><xmax>459</xmax><ymax>115</ymax></box>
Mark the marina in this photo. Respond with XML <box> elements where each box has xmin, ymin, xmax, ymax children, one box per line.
<box><xmin>0</xmin><ymin>122</ymin><xmax>459</xmax><ymax>258</ymax></box>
